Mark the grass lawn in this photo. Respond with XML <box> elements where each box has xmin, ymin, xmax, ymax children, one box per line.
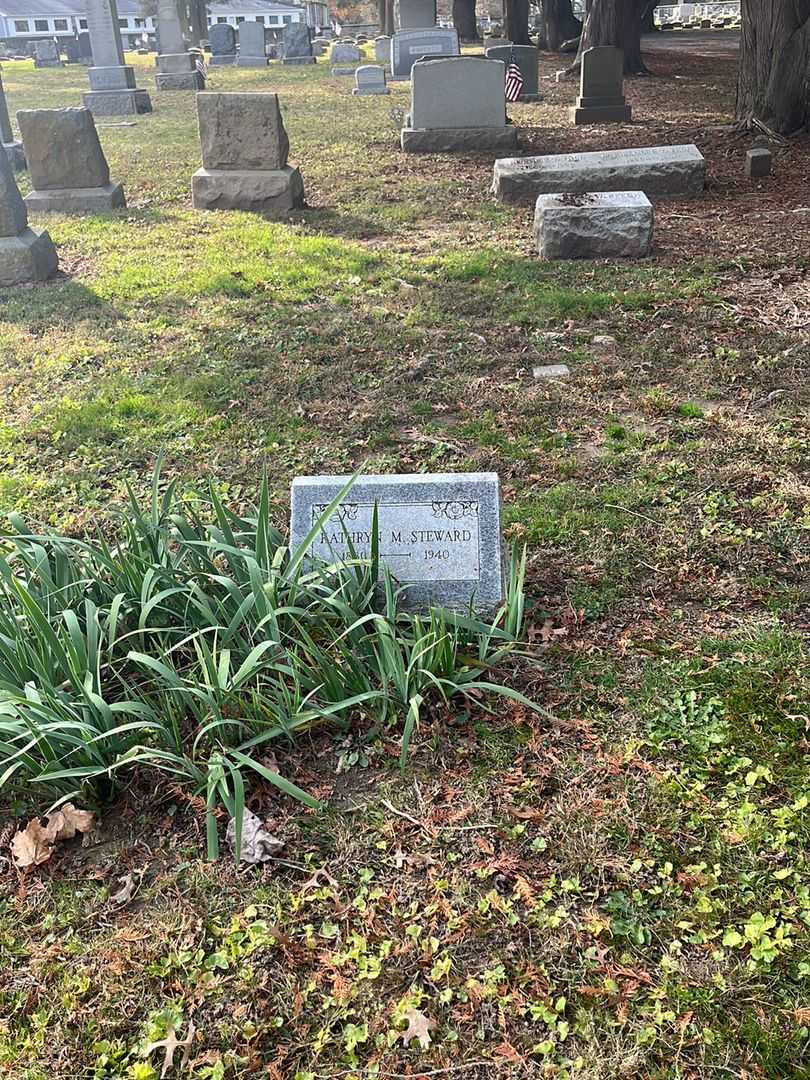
<box><xmin>1</xmin><ymin>43</ymin><xmax>809</xmax><ymax>1080</ymax></box>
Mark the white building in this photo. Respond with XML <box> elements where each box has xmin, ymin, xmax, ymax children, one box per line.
<box><xmin>0</xmin><ymin>0</ymin><xmax>329</xmax><ymax>49</ymax></box>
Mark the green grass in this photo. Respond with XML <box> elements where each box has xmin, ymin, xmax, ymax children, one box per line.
<box><xmin>0</xmin><ymin>46</ymin><xmax>809</xmax><ymax>1080</ymax></box>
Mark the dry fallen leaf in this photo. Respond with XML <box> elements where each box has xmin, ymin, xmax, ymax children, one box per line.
<box><xmin>142</xmin><ymin>1021</ymin><xmax>196</xmax><ymax>1078</ymax></box>
<box><xmin>401</xmin><ymin>1007</ymin><xmax>436</xmax><ymax>1050</ymax></box>
<box><xmin>10</xmin><ymin>819</ymin><xmax>58</xmax><ymax>868</ymax></box>
<box><xmin>225</xmin><ymin>809</ymin><xmax>284</xmax><ymax>864</ymax></box>
<box><xmin>51</xmin><ymin>803</ymin><xmax>96</xmax><ymax>840</ymax></box>
<box><xmin>110</xmin><ymin>872</ymin><xmax>140</xmax><ymax>906</ymax></box>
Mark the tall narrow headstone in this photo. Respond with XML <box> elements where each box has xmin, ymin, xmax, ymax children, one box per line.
<box><xmin>236</xmin><ymin>22</ymin><xmax>268</xmax><ymax>67</ymax></box>
<box><xmin>0</xmin><ymin>72</ymin><xmax>25</xmax><ymax>172</ymax></box>
<box><xmin>155</xmin><ymin>0</ymin><xmax>204</xmax><ymax>90</ymax></box>
<box><xmin>83</xmin><ymin>0</ymin><xmax>152</xmax><ymax>115</ymax></box>
<box><xmin>570</xmin><ymin>46</ymin><xmax>631</xmax><ymax>124</ymax></box>
<box><xmin>209</xmin><ymin>23</ymin><xmax>237</xmax><ymax>65</ymax></box>
<box><xmin>0</xmin><ymin>150</ymin><xmax>58</xmax><ymax>286</ymax></box>
<box><xmin>282</xmin><ymin>23</ymin><xmax>315</xmax><ymax>65</ymax></box>
<box><xmin>191</xmin><ymin>92</ymin><xmax>305</xmax><ymax>213</ymax></box>
<box><xmin>18</xmin><ymin>107</ymin><xmax>126</xmax><ymax>212</ymax></box>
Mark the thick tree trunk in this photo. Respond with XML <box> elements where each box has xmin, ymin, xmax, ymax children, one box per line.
<box><xmin>736</xmin><ymin>0</ymin><xmax>810</xmax><ymax>134</ymax></box>
<box><xmin>543</xmin><ymin>0</ymin><xmax>582</xmax><ymax>50</ymax></box>
<box><xmin>504</xmin><ymin>0</ymin><xmax>532</xmax><ymax>45</ymax></box>
<box><xmin>383</xmin><ymin>0</ymin><xmax>395</xmax><ymax>35</ymax></box>
<box><xmin>569</xmin><ymin>0</ymin><xmax>650</xmax><ymax>74</ymax></box>
<box><xmin>453</xmin><ymin>0</ymin><xmax>479</xmax><ymax>40</ymax></box>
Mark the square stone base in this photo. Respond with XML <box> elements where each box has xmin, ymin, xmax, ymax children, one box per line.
<box><xmin>3</xmin><ymin>141</ymin><xmax>25</xmax><ymax>172</ymax></box>
<box><xmin>0</xmin><ymin>227</ymin><xmax>58</xmax><ymax>287</ymax></box>
<box><xmin>83</xmin><ymin>89</ymin><xmax>153</xmax><ymax>116</ymax></box>
<box><xmin>25</xmin><ymin>182</ymin><xmax>127</xmax><ymax>214</ymax></box>
<box><xmin>191</xmin><ymin>165</ymin><xmax>304</xmax><ymax>213</ymax></box>
<box><xmin>156</xmin><ymin>71</ymin><xmax>205</xmax><ymax>91</ymax></box>
<box><xmin>282</xmin><ymin>56</ymin><xmax>316</xmax><ymax>64</ymax></box>
<box><xmin>236</xmin><ymin>57</ymin><xmax>268</xmax><ymax>67</ymax></box>
<box><xmin>570</xmin><ymin>103</ymin><xmax>632</xmax><ymax>125</ymax></box>
<box><xmin>517</xmin><ymin>93</ymin><xmax>541</xmax><ymax>102</ymax></box>
<box><xmin>34</xmin><ymin>59</ymin><xmax>63</xmax><ymax>69</ymax></box>
<box><xmin>88</xmin><ymin>65</ymin><xmax>136</xmax><ymax>90</ymax></box>
<box><xmin>352</xmin><ymin>86</ymin><xmax>390</xmax><ymax>95</ymax></box>
<box><xmin>401</xmin><ymin>124</ymin><xmax>519</xmax><ymax>153</ymax></box>
<box><xmin>534</xmin><ymin>190</ymin><xmax>653</xmax><ymax>260</ymax></box>
<box><xmin>210</xmin><ymin>55</ymin><xmax>236</xmax><ymax>65</ymax></box>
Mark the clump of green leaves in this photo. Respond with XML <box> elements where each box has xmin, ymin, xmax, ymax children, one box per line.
<box><xmin>0</xmin><ymin>464</ymin><xmax>534</xmax><ymax>856</ymax></box>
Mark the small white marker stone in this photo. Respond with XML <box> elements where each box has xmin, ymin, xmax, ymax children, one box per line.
<box><xmin>533</xmin><ymin>364</ymin><xmax>571</xmax><ymax>379</ymax></box>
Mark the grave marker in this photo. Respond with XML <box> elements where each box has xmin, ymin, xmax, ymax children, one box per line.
<box><xmin>155</xmin><ymin>0</ymin><xmax>204</xmax><ymax>90</ymax></box>
<box><xmin>290</xmin><ymin>473</ymin><xmax>504</xmax><ymax>613</ymax></box>
<box><xmin>570</xmin><ymin>46</ymin><xmax>631</xmax><ymax>124</ymax></box>
<box><xmin>236</xmin><ymin>22</ymin><xmax>268</xmax><ymax>66</ymax></box>
<box><xmin>534</xmin><ymin>190</ymin><xmax>653</xmax><ymax>259</ymax></box>
<box><xmin>492</xmin><ymin>144</ymin><xmax>705</xmax><ymax>203</ymax></box>
<box><xmin>394</xmin><ymin>0</ymin><xmax>437</xmax><ymax>28</ymax></box>
<box><xmin>0</xmin><ymin>72</ymin><xmax>25</xmax><ymax>172</ymax></box>
<box><xmin>485</xmin><ymin>44</ymin><xmax>540</xmax><ymax>102</ymax></box>
<box><xmin>0</xmin><ymin>148</ymin><xmax>58</xmax><ymax>286</ymax></box>
<box><xmin>282</xmin><ymin>23</ymin><xmax>315</xmax><ymax>64</ymax></box>
<box><xmin>34</xmin><ymin>40</ymin><xmax>62</xmax><ymax>68</ymax></box>
<box><xmin>209</xmin><ymin>23</ymin><xmax>236</xmax><ymax>65</ymax></box>
<box><xmin>353</xmin><ymin>64</ymin><xmax>389</xmax><ymax>95</ymax></box>
<box><xmin>18</xmin><ymin>107</ymin><xmax>126</xmax><ymax>212</ymax></box>
<box><xmin>390</xmin><ymin>26</ymin><xmax>458</xmax><ymax>79</ymax></box>
<box><xmin>83</xmin><ymin>0</ymin><xmax>152</xmax><ymax>115</ymax></box>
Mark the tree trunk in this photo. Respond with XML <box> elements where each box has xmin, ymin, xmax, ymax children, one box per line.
<box><xmin>736</xmin><ymin>0</ymin><xmax>810</xmax><ymax>134</ymax></box>
<box><xmin>453</xmin><ymin>0</ymin><xmax>479</xmax><ymax>40</ymax></box>
<box><xmin>571</xmin><ymin>0</ymin><xmax>650</xmax><ymax>74</ymax></box>
<box><xmin>504</xmin><ymin>0</ymin><xmax>532</xmax><ymax>44</ymax></box>
<box><xmin>641</xmin><ymin>1</ymin><xmax>657</xmax><ymax>33</ymax></box>
<box><xmin>543</xmin><ymin>0</ymin><xmax>582</xmax><ymax>50</ymax></box>
<box><xmin>383</xmin><ymin>0</ymin><xmax>395</xmax><ymax>35</ymax></box>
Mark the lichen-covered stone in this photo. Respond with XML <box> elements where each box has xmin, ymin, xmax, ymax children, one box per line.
<box><xmin>534</xmin><ymin>190</ymin><xmax>653</xmax><ymax>260</ymax></box>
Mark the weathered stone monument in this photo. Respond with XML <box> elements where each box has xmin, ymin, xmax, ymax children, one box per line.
<box><xmin>374</xmin><ymin>35</ymin><xmax>391</xmax><ymax>63</ymax></box>
<box><xmin>0</xmin><ymin>72</ymin><xmax>25</xmax><ymax>172</ymax></box>
<box><xmin>78</xmin><ymin>31</ymin><xmax>93</xmax><ymax>64</ymax></box>
<box><xmin>746</xmin><ymin>147</ymin><xmax>772</xmax><ymax>178</ymax></box>
<box><xmin>534</xmin><ymin>191</ymin><xmax>653</xmax><ymax>259</ymax></box>
<box><xmin>191</xmin><ymin>92</ymin><xmax>304</xmax><ymax>213</ymax></box>
<box><xmin>394</xmin><ymin>0</ymin><xmax>437</xmax><ymax>29</ymax></box>
<box><xmin>353</xmin><ymin>65</ymin><xmax>389</xmax><ymax>95</ymax></box>
<box><xmin>236</xmin><ymin>22</ymin><xmax>268</xmax><ymax>67</ymax></box>
<box><xmin>34</xmin><ymin>40</ymin><xmax>62</xmax><ymax>68</ymax></box>
<box><xmin>570</xmin><ymin>46</ymin><xmax>631</xmax><ymax>124</ymax></box>
<box><xmin>390</xmin><ymin>27</ymin><xmax>458</xmax><ymax>79</ymax></box>
<box><xmin>485</xmin><ymin>44</ymin><xmax>540</xmax><ymax>101</ymax></box>
<box><xmin>282</xmin><ymin>23</ymin><xmax>315</xmax><ymax>65</ymax></box>
<box><xmin>18</xmin><ymin>107</ymin><xmax>126</xmax><ymax>212</ymax></box>
<box><xmin>155</xmin><ymin>0</ymin><xmax>204</xmax><ymax>90</ymax></box>
<box><xmin>492</xmin><ymin>144</ymin><xmax>705</xmax><ymax>203</ymax></box>
<box><xmin>290</xmin><ymin>472</ymin><xmax>504</xmax><ymax>613</ymax></box>
<box><xmin>330</xmin><ymin>41</ymin><xmax>362</xmax><ymax>74</ymax></box>
<box><xmin>0</xmin><ymin>149</ymin><xmax>58</xmax><ymax>286</ymax></box>
<box><xmin>402</xmin><ymin>57</ymin><xmax>518</xmax><ymax>153</ymax></box>
<box><xmin>83</xmin><ymin>0</ymin><xmax>152</xmax><ymax>115</ymax></box>
<box><xmin>209</xmin><ymin>23</ymin><xmax>236</xmax><ymax>65</ymax></box>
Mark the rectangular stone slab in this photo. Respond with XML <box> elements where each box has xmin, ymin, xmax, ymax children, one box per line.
<box><xmin>390</xmin><ymin>27</ymin><xmax>458</xmax><ymax>79</ymax></box>
<box><xmin>410</xmin><ymin>56</ymin><xmax>506</xmax><ymax>130</ymax></box>
<box><xmin>492</xmin><ymin>144</ymin><xmax>705</xmax><ymax>203</ymax></box>
<box><xmin>534</xmin><ymin>190</ymin><xmax>653</xmax><ymax>259</ymax></box>
<box><xmin>197</xmin><ymin>92</ymin><xmax>289</xmax><ymax>172</ymax></box>
<box><xmin>83</xmin><ymin>89</ymin><xmax>153</xmax><ymax>116</ymax></box>
<box><xmin>17</xmin><ymin>108</ymin><xmax>110</xmax><ymax>191</ymax></box>
<box><xmin>24</xmin><ymin>182</ymin><xmax>126</xmax><ymax>213</ymax></box>
<box><xmin>191</xmin><ymin>165</ymin><xmax>304</xmax><ymax>213</ymax></box>
<box><xmin>290</xmin><ymin>472</ymin><xmax>504</xmax><ymax>613</ymax></box>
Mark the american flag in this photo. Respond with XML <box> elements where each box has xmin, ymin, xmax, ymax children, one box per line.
<box><xmin>504</xmin><ymin>50</ymin><xmax>524</xmax><ymax>103</ymax></box>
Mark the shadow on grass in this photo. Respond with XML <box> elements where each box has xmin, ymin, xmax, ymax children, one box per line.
<box><xmin>0</xmin><ymin>277</ymin><xmax>121</xmax><ymax>330</ymax></box>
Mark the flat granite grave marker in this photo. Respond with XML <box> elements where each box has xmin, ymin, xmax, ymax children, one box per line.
<box><xmin>534</xmin><ymin>190</ymin><xmax>653</xmax><ymax>259</ymax></box>
<box><xmin>570</xmin><ymin>46</ymin><xmax>631</xmax><ymax>124</ymax></box>
<box><xmin>402</xmin><ymin>56</ymin><xmax>518</xmax><ymax>153</ymax></box>
<box><xmin>290</xmin><ymin>473</ymin><xmax>504</xmax><ymax>613</ymax></box>
<box><xmin>191</xmin><ymin>92</ymin><xmax>304</xmax><ymax>213</ymax></box>
<box><xmin>390</xmin><ymin>27</ymin><xmax>458</xmax><ymax>79</ymax></box>
<box><xmin>485</xmin><ymin>44</ymin><xmax>540</xmax><ymax>102</ymax></box>
<box><xmin>209</xmin><ymin>23</ymin><xmax>236</xmax><ymax>65</ymax></box>
<box><xmin>492</xmin><ymin>144</ymin><xmax>705</xmax><ymax>203</ymax></box>
<box><xmin>0</xmin><ymin>72</ymin><xmax>25</xmax><ymax>172</ymax></box>
<box><xmin>282</xmin><ymin>22</ymin><xmax>315</xmax><ymax>64</ymax></box>
<box><xmin>237</xmin><ymin>21</ymin><xmax>268</xmax><ymax>67</ymax></box>
<box><xmin>18</xmin><ymin>107</ymin><xmax>126</xmax><ymax>212</ymax></box>
<box><xmin>0</xmin><ymin>148</ymin><xmax>58</xmax><ymax>286</ymax></box>
<box><xmin>84</xmin><ymin>0</ymin><xmax>152</xmax><ymax>115</ymax></box>
<box><xmin>353</xmin><ymin>64</ymin><xmax>389</xmax><ymax>95</ymax></box>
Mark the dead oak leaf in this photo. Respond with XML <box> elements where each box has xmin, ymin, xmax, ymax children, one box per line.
<box><xmin>142</xmin><ymin>1021</ymin><xmax>196</xmax><ymax>1078</ymax></box>
<box><xmin>51</xmin><ymin>803</ymin><xmax>96</xmax><ymax>840</ymax></box>
<box><xmin>10</xmin><ymin>820</ymin><xmax>58</xmax><ymax>868</ymax></box>
<box><xmin>401</xmin><ymin>1007</ymin><xmax>436</xmax><ymax>1050</ymax></box>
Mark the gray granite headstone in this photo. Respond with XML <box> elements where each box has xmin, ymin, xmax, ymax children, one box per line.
<box><xmin>485</xmin><ymin>44</ymin><xmax>539</xmax><ymax>101</ymax></box>
<box><xmin>492</xmin><ymin>144</ymin><xmax>705</xmax><ymax>203</ymax></box>
<box><xmin>34</xmin><ymin>40</ymin><xmax>61</xmax><ymax>67</ymax></box>
<box><xmin>84</xmin><ymin>0</ymin><xmax>152</xmax><ymax>115</ymax></box>
<box><xmin>395</xmin><ymin>0</ymin><xmax>437</xmax><ymax>29</ymax></box>
<box><xmin>353</xmin><ymin>64</ymin><xmax>389</xmax><ymax>95</ymax></box>
<box><xmin>282</xmin><ymin>22</ymin><xmax>314</xmax><ymax>63</ymax></box>
<box><xmin>0</xmin><ymin>148</ymin><xmax>58</xmax><ymax>286</ymax></box>
<box><xmin>290</xmin><ymin>473</ymin><xmax>504</xmax><ymax>613</ymax></box>
<box><xmin>570</xmin><ymin>46</ymin><xmax>631</xmax><ymax>124</ymax></box>
<box><xmin>374</xmin><ymin>35</ymin><xmax>391</xmax><ymax>63</ymax></box>
<box><xmin>0</xmin><ymin>72</ymin><xmax>25</xmax><ymax>172</ymax></box>
<box><xmin>156</xmin><ymin>0</ymin><xmax>185</xmax><ymax>56</ymax></box>
<box><xmin>391</xmin><ymin>27</ymin><xmax>458</xmax><ymax>79</ymax></box>
<box><xmin>237</xmin><ymin>21</ymin><xmax>267</xmax><ymax>66</ymax></box>
<box><xmin>210</xmin><ymin>23</ymin><xmax>237</xmax><ymax>64</ymax></box>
